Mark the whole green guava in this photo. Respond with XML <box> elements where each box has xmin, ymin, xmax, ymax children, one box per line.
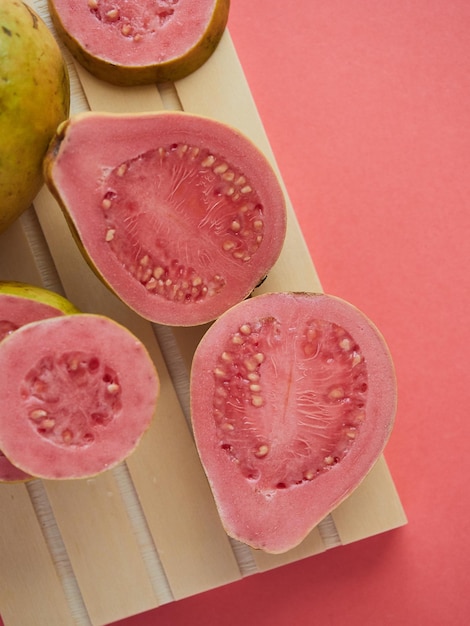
<box><xmin>0</xmin><ymin>0</ymin><xmax>70</xmax><ymax>234</ymax></box>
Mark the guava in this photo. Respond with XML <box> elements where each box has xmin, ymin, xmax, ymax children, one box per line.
<box><xmin>44</xmin><ymin>111</ymin><xmax>287</xmax><ymax>326</ymax></box>
<box><xmin>190</xmin><ymin>292</ymin><xmax>397</xmax><ymax>553</ymax></box>
<box><xmin>0</xmin><ymin>0</ymin><xmax>70</xmax><ymax>234</ymax></box>
<box><xmin>0</xmin><ymin>313</ymin><xmax>160</xmax><ymax>479</ymax></box>
<box><xmin>0</xmin><ymin>281</ymin><xmax>80</xmax><ymax>482</ymax></box>
<box><xmin>48</xmin><ymin>0</ymin><xmax>230</xmax><ymax>86</ymax></box>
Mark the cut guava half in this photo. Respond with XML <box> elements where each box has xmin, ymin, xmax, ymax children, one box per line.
<box><xmin>190</xmin><ymin>292</ymin><xmax>397</xmax><ymax>553</ymax></box>
<box><xmin>44</xmin><ymin>111</ymin><xmax>287</xmax><ymax>326</ymax></box>
<box><xmin>0</xmin><ymin>313</ymin><xmax>160</xmax><ymax>479</ymax></box>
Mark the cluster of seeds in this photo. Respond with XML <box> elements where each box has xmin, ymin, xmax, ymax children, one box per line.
<box><xmin>111</xmin><ymin>241</ymin><xmax>226</xmax><ymax>304</ymax></box>
<box><xmin>211</xmin><ymin>317</ymin><xmax>369</xmax><ymax>492</ymax></box>
<box><xmin>88</xmin><ymin>0</ymin><xmax>180</xmax><ymax>40</ymax></box>
<box><xmin>214</xmin><ymin>322</ymin><xmax>267</xmax><ymax>414</ymax></box>
<box><xmin>212</xmin><ymin>317</ymin><xmax>281</xmax><ymax>481</ymax></box>
<box><xmin>22</xmin><ymin>352</ymin><xmax>122</xmax><ymax>447</ymax></box>
<box><xmin>100</xmin><ymin>144</ymin><xmax>265</xmax><ymax>304</ymax></box>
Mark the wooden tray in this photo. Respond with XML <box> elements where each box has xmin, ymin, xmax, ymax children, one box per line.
<box><xmin>0</xmin><ymin>2</ymin><xmax>407</xmax><ymax>624</ymax></box>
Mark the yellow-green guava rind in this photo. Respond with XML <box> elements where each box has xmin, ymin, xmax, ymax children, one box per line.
<box><xmin>0</xmin><ymin>0</ymin><xmax>70</xmax><ymax>234</ymax></box>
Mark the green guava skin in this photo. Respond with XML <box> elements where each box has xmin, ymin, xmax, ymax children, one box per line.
<box><xmin>0</xmin><ymin>1</ymin><xmax>70</xmax><ymax>234</ymax></box>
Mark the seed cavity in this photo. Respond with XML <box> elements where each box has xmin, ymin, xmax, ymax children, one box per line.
<box><xmin>210</xmin><ymin>316</ymin><xmax>368</xmax><ymax>491</ymax></box>
<box><xmin>23</xmin><ymin>353</ymin><xmax>122</xmax><ymax>448</ymax></box>
<box><xmin>100</xmin><ymin>143</ymin><xmax>265</xmax><ymax>306</ymax></box>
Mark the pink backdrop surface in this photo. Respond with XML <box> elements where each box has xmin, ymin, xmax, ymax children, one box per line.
<box><xmin>3</xmin><ymin>1</ymin><xmax>469</xmax><ymax>625</ymax></box>
<box><xmin>112</xmin><ymin>2</ymin><xmax>469</xmax><ymax>624</ymax></box>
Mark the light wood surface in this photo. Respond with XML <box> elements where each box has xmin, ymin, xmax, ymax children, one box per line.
<box><xmin>0</xmin><ymin>2</ymin><xmax>406</xmax><ymax>624</ymax></box>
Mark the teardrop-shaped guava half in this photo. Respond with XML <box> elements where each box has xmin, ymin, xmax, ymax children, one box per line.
<box><xmin>44</xmin><ymin>111</ymin><xmax>287</xmax><ymax>327</ymax></box>
<box><xmin>0</xmin><ymin>281</ymin><xmax>80</xmax><ymax>483</ymax></box>
<box><xmin>48</xmin><ymin>0</ymin><xmax>230</xmax><ymax>86</ymax></box>
<box><xmin>0</xmin><ymin>314</ymin><xmax>159</xmax><ymax>480</ymax></box>
<box><xmin>190</xmin><ymin>292</ymin><xmax>397</xmax><ymax>553</ymax></box>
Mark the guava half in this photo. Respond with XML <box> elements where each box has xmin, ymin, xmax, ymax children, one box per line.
<box><xmin>0</xmin><ymin>314</ymin><xmax>160</xmax><ymax>479</ymax></box>
<box><xmin>0</xmin><ymin>0</ymin><xmax>70</xmax><ymax>233</ymax></box>
<box><xmin>44</xmin><ymin>111</ymin><xmax>287</xmax><ymax>326</ymax></box>
<box><xmin>0</xmin><ymin>281</ymin><xmax>80</xmax><ymax>482</ymax></box>
<box><xmin>190</xmin><ymin>292</ymin><xmax>397</xmax><ymax>553</ymax></box>
<box><xmin>48</xmin><ymin>0</ymin><xmax>230</xmax><ymax>85</ymax></box>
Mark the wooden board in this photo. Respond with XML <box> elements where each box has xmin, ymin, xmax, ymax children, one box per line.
<box><xmin>0</xmin><ymin>2</ymin><xmax>407</xmax><ymax>624</ymax></box>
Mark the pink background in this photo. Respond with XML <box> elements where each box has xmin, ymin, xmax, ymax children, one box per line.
<box><xmin>111</xmin><ymin>1</ymin><xmax>470</xmax><ymax>624</ymax></box>
<box><xmin>3</xmin><ymin>1</ymin><xmax>470</xmax><ymax>624</ymax></box>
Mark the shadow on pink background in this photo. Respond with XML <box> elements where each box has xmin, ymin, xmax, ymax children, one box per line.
<box><xmin>3</xmin><ymin>1</ymin><xmax>469</xmax><ymax>625</ymax></box>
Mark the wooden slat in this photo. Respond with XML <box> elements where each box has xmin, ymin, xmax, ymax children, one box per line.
<box><xmin>331</xmin><ymin>456</ymin><xmax>408</xmax><ymax>544</ymax></box>
<box><xmin>0</xmin><ymin>484</ymin><xmax>73</xmax><ymax>626</ymax></box>
<box><xmin>75</xmin><ymin>64</ymin><xmax>164</xmax><ymax>113</ymax></box>
<box><xmin>43</xmin><ymin>475</ymin><xmax>159</xmax><ymax>626</ymax></box>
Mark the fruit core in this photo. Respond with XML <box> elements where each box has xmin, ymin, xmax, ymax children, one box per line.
<box><xmin>22</xmin><ymin>351</ymin><xmax>122</xmax><ymax>447</ymax></box>
<box><xmin>212</xmin><ymin>316</ymin><xmax>368</xmax><ymax>496</ymax></box>
<box><xmin>100</xmin><ymin>143</ymin><xmax>265</xmax><ymax>305</ymax></box>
